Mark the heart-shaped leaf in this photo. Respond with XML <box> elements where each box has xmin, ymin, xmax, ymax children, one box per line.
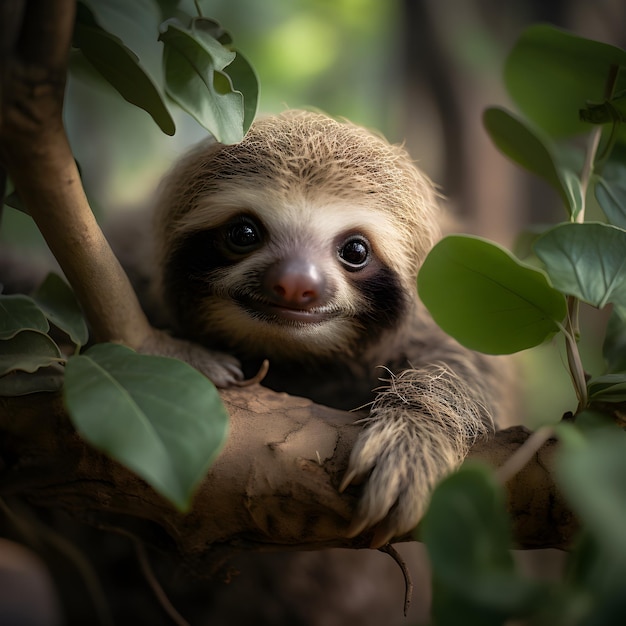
<box><xmin>418</xmin><ymin>235</ymin><xmax>567</xmax><ymax>354</ymax></box>
<box><xmin>534</xmin><ymin>223</ymin><xmax>626</xmax><ymax>319</ymax></box>
<box><xmin>64</xmin><ymin>343</ymin><xmax>229</xmax><ymax>510</ymax></box>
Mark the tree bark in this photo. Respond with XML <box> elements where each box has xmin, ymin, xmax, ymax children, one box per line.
<box><xmin>0</xmin><ymin>387</ymin><xmax>575</xmax><ymax>556</ymax></box>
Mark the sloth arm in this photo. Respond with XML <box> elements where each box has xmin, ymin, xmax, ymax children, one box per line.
<box><xmin>342</xmin><ymin>311</ymin><xmax>501</xmax><ymax>548</ymax></box>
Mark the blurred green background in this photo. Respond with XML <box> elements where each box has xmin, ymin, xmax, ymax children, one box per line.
<box><xmin>3</xmin><ymin>0</ymin><xmax>625</xmax><ymax>426</ymax></box>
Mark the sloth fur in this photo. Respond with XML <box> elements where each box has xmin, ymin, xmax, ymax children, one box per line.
<box><xmin>151</xmin><ymin>110</ymin><xmax>501</xmax><ymax>547</ymax></box>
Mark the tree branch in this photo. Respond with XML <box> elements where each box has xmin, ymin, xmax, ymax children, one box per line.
<box><xmin>0</xmin><ymin>0</ymin><xmax>153</xmax><ymax>347</ymax></box>
<box><xmin>0</xmin><ymin>387</ymin><xmax>575</xmax><ymax>556</ymax></box>
<box><xmin>0</xmin><ymin>0</ymin><xmax>577</xmax><ymax>559</ymax></box>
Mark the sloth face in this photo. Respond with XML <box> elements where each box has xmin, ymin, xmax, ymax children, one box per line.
<box><xmin>162</xmin><ymin>196</ymin><xmax>408</xmax><ymax>363</ymax></box>
<box><xmin>154</xmin><ymin>111</ymin><xmax>441</xmax><ymax>363</ymax></box>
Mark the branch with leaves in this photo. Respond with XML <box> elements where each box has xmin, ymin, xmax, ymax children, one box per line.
<box><xmin>1</xmin><ymin>0</ymin><xmax>260</xmax><ymax>510</ymax></box>
<box><xmin>3</xmin><ymin>4</ymin><xmax>626</xmax><ymax>623</ymax></box>
<box><xmin>415</xmin><ymin>25</ymin><xmax>626</xmax><ymax>623</ymax></box>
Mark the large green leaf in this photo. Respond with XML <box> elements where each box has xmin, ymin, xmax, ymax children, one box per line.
<box><xmin>422</xmin><ymin>464</ymin><xmax>544</xmax><ymax>624</ymax></box>
<box><xmin>0</xmin><ymin>294</ymin><xmax>49</xmax><ymax>339</ymax></box>
<box><xmin>33</xmin><ymin>273</ymin><xmax>88</xmax><ymax>348</ymax></box>
<box><xmin>557</xmin><ymin>423</ymin><xmax>626</xmax><ymax>556</ymax></box>
<box><xmin>505</xmin><ymin>24</ymin><xmax>626</xmax><ymax>138</ymax></box>
<box><xmin>73</xmin><ymin>1</ymin><xmax>176</xmax><ymax>135</ymax></box>
<box><xmin>483</xmin><ymin>107</ymin><xmax>582</xmax><ymax>218</ymax></box>
<box><xmin>534</xmin><ymin>222</ymin><xmax>626</xmax><ymax>319</ymax></box>
<box><xmin>64</xmin><ymin>343</ymin><xmax>229</xmax><ymax>510</ymax></box>
<box><xmin>418</xmin><ymin>235</ymin><xmax>567</xmax><ymax>354</ymax></box>
<box><xmin>0</xmin><ymin>330</ymin><xmax>63</xmax><ymax>376</ymax></box>
<box><xmin>159</xmin><ymin>18</ymin><xmax>246</xmax><ymax>144</ymax></box>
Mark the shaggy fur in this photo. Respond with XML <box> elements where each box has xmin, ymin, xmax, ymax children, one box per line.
<box><xmin>152</xmin><ymin>110</ymin><xmax>502</xmax><ymax>545</ymax></box>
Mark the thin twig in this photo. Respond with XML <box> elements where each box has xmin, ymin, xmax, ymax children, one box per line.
<box><xmin>379</xmin><ymin>543</ymin><xmax>413</xmax><ymax>617</ymax></box>
<box><xmin>496</xmin><ymin>426</ymin><xmax>555</xmax><ymax>484</ymax></box>
<box><xmin>133</xmin><ymin>540</ymin><xmax>191</xmax><ymax>626</ymax></box>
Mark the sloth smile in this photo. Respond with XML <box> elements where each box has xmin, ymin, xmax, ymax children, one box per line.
<box><xmin>234</xmin><ymin>295</ymin><xmax>332</xmax><ymax>324</ymax></box>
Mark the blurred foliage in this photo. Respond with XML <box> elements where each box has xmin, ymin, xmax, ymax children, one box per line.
<box><xmin>420</xmin><ymin>23</ymin><xmax>626</xmax><ymax>625</ymax></box>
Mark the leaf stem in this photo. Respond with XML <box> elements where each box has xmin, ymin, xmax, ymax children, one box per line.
<box><xmin>194</xmin><ymin>1</ymin><xmax>204</xmax><ymax>17</ymax></box>
<box><xmin>559</xmin><ymin>64</ymin><xmax>619</xmax><ymax>410</ymax></box>
<box><xmin>578</xmin><ymin>64</ymin><xmax>620</xmax><ymax>221</ymax></box>
<box><xmin>578</xmin><ymin>127</ymin><xmax>602</xmax><ymax>223</ymax></box>
<box><xmin>563</xmin><ymin>296</ymin><xmax>588</xmax><ymax>412</ymax></box>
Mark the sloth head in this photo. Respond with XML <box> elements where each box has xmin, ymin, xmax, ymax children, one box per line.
<box><xmin>154</xmin><ymin>110</ymin><xmax>441</xmax><ymax>363</ymax></box>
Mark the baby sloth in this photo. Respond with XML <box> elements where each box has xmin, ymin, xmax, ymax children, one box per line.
<box><xmin>152</xmin><ymin>110</ymin><xmax>500</xmax><ymax>546</ymax></box>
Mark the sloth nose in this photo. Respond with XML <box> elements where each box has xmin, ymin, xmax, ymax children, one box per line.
<box><xmin>263</xmin><ymin>259</ymin><xmax>325</xmax><ymax>308</ymax></box>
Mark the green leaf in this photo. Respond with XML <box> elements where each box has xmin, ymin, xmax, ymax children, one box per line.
<box><xmin>64</xmin><ymin>343</ymin><xmax>229</xmax><ymax>510</ymax></box>
<box><xmin>557</xmin><ymin>424</ymin><xmax>626</xmax><ymax>555</ymax></box>
<box><xmin>562</xmin><ymin>532</ymin><xmax>626</xmax><ymax>625</ymax></box>
<box><xmin>73</xmin><ymin>1</ymin><xmax>176</xmax><ymax>135</ymax></box>
<box><xmin>418</xmin><ymin>235</ymin><xmax>567</xmax><ymax>354</ymax></box>
<box><xmin>33</xmin><ymin>273</ymin><xmax>88</xmax><ymax>347</ymax></box>
<box><xmin>534</xmin><ymin>222</ymin><xmax>626</xmax><ymax>319</ymax></box>
<box><xmin>595</xmin><ymin>167</ymin><xmax>626</xmax><ymax>229</ymax></box>
<box><xmin>603</xmin><ymin>311</ymin><xmax>626</xmax><ymax>373</ymax></box>
<box><xmin>423</xmin><ymin>463</ymin><xmax>544</xmax><ymax>623</ymax></box>
<box><xmin>587</xmin><ymin>374</ymin><xmax>626</xmax><ymax>403</ymax></box>
<box><xmin>505</xmin><ymin>24</ymin><xmax>626</xmax><ymax>138</ymax></box>
<box><xmin>0</xmin><ymin>294</ymin><xmax>49</xmax><ymax>339</ymax></box>
<box><xmin>159</xmin><ymin>18</ymin><xmax>246</xmax><ymax>144</ymax></box>
<box><xmin>226</xmin><ymin>51</ymin><xmax>259</xmax><ymax>134</ymax></box>
<box><xmin>483</xmin><ymin>107</ymin><xmax>583</xmax><ymax>218</ymax></box>
<box><xmin>0</xmin><ymin>330</ymin><xmax>63</xmax><ymax>376</ymax></box>
<box><xmin>0</xmin><ymin>370</ymin><xmax>64</xmax><ymax>396</ymax></box>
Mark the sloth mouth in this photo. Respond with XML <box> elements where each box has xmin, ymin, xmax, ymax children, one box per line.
<box><xmin>234</xmin><ymin>294</ymin><xmax>334</xmax><ymax>324</ymax></box>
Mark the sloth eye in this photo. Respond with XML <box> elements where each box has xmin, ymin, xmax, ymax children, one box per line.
<box><xmin>226</xmin><ymin>217</ymin><xmax>262</xmax><ymax>253</ymax></box>
<box><xmin>338</xmin><ymin>236</ymin><xmax>370</xmax><ymax>270</ymax></box>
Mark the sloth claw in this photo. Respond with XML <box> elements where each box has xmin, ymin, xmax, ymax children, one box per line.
<box><xmin>342</xmin><ymin>426</ymin><xmax>430</xmax><ymax>546</ymax></box>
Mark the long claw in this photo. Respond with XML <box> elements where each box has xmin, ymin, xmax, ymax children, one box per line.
<box><xmin>339</xmin><ymin>468</ymin><xmax>358</xmax><ymax>493</ymax></box>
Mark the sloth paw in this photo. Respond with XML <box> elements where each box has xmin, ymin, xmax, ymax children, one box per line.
<box><xmin>139</xmin><ymin>330</ymin><xmax>244</xmax><ymax>388</ymax></box>
<box><xmin>339</xmin><ymin>425</ymin><xmax>437</xmax><ymax>548</ymax></box>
